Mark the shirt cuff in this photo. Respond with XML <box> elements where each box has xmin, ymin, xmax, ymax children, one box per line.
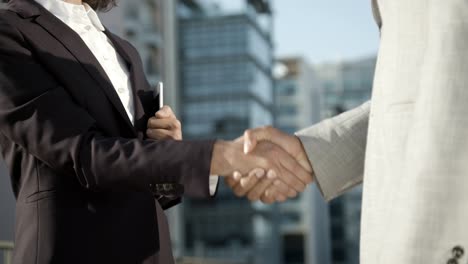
<box><xmin>209</xmin><ymin>175</ymin><xmax>219</xmax><ymax>196</ymax></box>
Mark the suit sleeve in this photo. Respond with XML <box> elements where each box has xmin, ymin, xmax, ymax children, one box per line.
<box><xmin>295</xmin><ymin>102</ymin><xmax>370</xmax><ymax>201</ymax></box>
<box><xmin>0</xmin><ymin>17</ymin><xmax>214</xmax><ymax>198</ymax></box>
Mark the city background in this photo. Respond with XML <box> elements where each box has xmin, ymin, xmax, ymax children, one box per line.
<box><xmin>0</xmin><ymin>0</ymin><xmax>379</xmax><ymax>263</ymax></box>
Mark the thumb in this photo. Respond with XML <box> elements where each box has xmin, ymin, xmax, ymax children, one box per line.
<box><xmin>243</xmin><ymin>130</ymin><xmax>258</xmax><ymax>154</ymax></box>
<box><xmin>243</xmin><ymin>126</ymin><xmax>274</xmax><ymax>154</ymax></box>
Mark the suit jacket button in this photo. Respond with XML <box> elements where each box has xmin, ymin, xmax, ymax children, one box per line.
<box><xmin>453</xmin><ymin>246</ymin><xmax>464</xmax><ymax>258</ymax></box>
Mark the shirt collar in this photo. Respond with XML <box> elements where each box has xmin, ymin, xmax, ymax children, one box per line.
<box><xmin>34</xmin><ymin>0</ymin><xmax>105</xmax><ymax>31</ymax></box>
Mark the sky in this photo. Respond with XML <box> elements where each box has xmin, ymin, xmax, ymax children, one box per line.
<box><xmin>216</xmin><ymin>0</ymin><xmax>381</xmax><ymax>64</ymax></box>
<box><xmin>272</xmin><ymin>0</ymin><xmax>380</xmax><ymax>63</ymax></box>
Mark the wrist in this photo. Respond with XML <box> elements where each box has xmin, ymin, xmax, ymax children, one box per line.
<box><xmin>210</xmin><ymin>140</ymin><xmax>234</xmax><ymax>176</ymax></box>
<box><xmin>294</xmin><ymin>135</ymin><xmax>314</xmax><ymax>174</ymax></box>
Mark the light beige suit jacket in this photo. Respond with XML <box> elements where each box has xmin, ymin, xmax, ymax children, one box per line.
<box><xmin>297</xmin><ymin>0</ymin><xmax>468</xmax><ymax>263</ymax></box>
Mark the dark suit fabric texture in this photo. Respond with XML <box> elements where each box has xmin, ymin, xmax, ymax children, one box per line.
<box><xmin>0</xmin><ymin>0</ymin><xmax>215</xmax><ymax>263</ymax></box>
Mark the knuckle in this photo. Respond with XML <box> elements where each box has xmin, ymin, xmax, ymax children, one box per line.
<box><xmin>278</xmin><ymin>195</ymin><xmax>287</xmax><ymax>202</ymax></box>
<box><xmin>170</xmin><ymin>132</ymin><xmax>178</xmax><ymax>139</ymax></box>
<box><xmin>247</xmin><ymin>191</ymin><xmax>259</xmax><ymax>201</ymax></box>
<box><xmin>294</xmin><ymin>183</ymin><xmax>304</xmax><ymax>192</ymax></box>
<box><xmin>298</xmin><ymin>182</ymin><xmax>306</xmax><ymax>191</ymax></box>
<box><xmin>295</xmin><ymin>166</ymin><xmax>311</xmax><ymax>182</ymax></box>
<box><xmin>148</xmin><ymin>118</ymin><xmax>156</xmax><ymax>126</ymax></box>
<box><xmin>155</xmin><ymin>110</ymin><xmax>164</xmax><ymax>116</ymax></box>
<box><xmin>288</xmin><ymin>190</ymin><xmax>297</xmax><ymax>198</ymax></box>
<box><xmin>265</xmin><ymin>125</ymin><xmax>274</xmax><ymax>132</ymax></box>
<box><xmin>262</xmin><ymin>196</ymin><xmax>273</xmax><ymax>204</ymax></box>
<box><xmin>240</xmin><ymin>177</ymin><xmax>251</xmax><ymax>188</ymax></box>
<box><xmin>233</xmin><ymin>188</ymin><xmax>245</xmax><ymax>197</ymax></box>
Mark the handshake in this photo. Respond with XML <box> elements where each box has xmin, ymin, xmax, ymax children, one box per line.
<box><xmin>147</xmin><ymin>106</ymin><xmax>314</xmax><ymax>204</ymax></box>
<box><xmin>210</xmin><ymin>126</ymin><xmax>314</xmax><ymax>204</ymax></box>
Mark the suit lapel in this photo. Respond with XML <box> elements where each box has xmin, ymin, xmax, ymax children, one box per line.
<box><xmin>13</xmin><ymin>0</ymin><xmax>137</xmax><ymax>135</ymax></box>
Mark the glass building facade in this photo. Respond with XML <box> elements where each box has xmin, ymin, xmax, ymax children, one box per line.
<box><xmin>318</xmin><ymin>57</ymin><xmax>376</xmax><ymax>119</ymax></box>
<box><xmin>180</xmin><ymin>14</ymin><xmax>274</xmax><ymax>140</ymax></box>
<box><xmin>274</xmin><ymin>57</ymin><xmax>331</xmax><ymax>264</ymax></box>
<box><xmin>179</xmin><ymin>1</ymin><xmax>280</xmax><ymax>263</ymax></box>
<box><xmin>316</xmin><ymin>56</ymin><xmax>377</xmax><ymax>264</ymax></box>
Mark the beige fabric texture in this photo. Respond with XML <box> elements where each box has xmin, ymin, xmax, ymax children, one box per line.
<box><xmin>296</xmin><ymin>1</ymin><xmax>468</xmax><ymax>263</ymax></box>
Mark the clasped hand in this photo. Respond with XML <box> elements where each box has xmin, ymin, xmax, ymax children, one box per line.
<box><xmin>144</xmin><ymin>108</ymin><xmax>314</xmax><ymax>204</ymax></box>
<box><xmin>211</xmin><ymin>126</ymin><xmax>314</xmax><ymax>204</ymax></box>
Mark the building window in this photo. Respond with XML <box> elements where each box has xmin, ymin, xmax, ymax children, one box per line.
<box><xmin>277</xmin><ymin>83</ymin><xmax>296</xmax><ymax>96</ymax></box>
<box><xmin>126</xmin><ymin>5</ymin><xmax>139</xmax><ymax>20</ymax></box>
<box><xmin>146</xmin><ymin>44</ymin><xmax>160</xmax><ymax>76</ymax></box>
<box><xmin>332</xmin><ymin>246</ymin><xmax>347</xmax><ymax>262</ymax></box>
<box><xmin>280</xmin><ymin>212</ymin><xmax>301</xmax><ymax>225</ymax></box>
<box><xmin>282</xmin><ymin>234</ymin><xmax>305</xmax><ymax>264</ymax></box>
<box><xmin>278</xmin><ymin>105</ymin><xmax>297</xmax><ymax>115</ymax></box>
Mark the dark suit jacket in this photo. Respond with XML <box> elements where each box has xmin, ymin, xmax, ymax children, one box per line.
<box><xmin>0</xmin><ymin>0</ymin><xmax>216</xmax><ymax>263</ymax></box>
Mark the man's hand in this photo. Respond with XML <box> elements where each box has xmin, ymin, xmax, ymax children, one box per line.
<box><xmin>226</xmin><ymin>126</ymin><xmax>314</xmax><ymax>203</ymax></box>
<box><xmin>225</xmin><ymin>171</ymin><xmax>290</xmax><ymax>204</ymax></box>
<box><xmin>244</xmin><ymin>126</ymin><xmax>312</xmax><ymax>173</ymax></box>
<box><xmin>212</xmin><ymin>139</ymin><xmax>313</xmax><ymax>203</ymax></box>
<box><xmin>146</xmin><ymin>106</ymin><xmax>182</xmax><ymax>140</ymax></box>
<box><xmin>211</xmin><ymin>140</ymin><xmax>312</xmax><ymax>201</ymax></box>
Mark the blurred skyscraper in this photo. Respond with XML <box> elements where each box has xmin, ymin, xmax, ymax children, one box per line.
<box><xmin>100</xmin><ymin>0</ymin><xmax>180</xmax><ymax>111</ymax></box>
<box><xmin>273</xmin><ymin>57</ymin><xmax>331</xmax><ymax>264</ymax></box>
<box><xmin>179</xmin><ymin>0</ymin><xmax>274</xmax><ymax>140</ymax></box>
<box><xmin>315</xmin><ymin>56</ymin><xmax>376</xmax><ymax>264</ymax></box>
<box><xmin>178</xmin><ymin>1</ymin><xmax>281</xmax><ymax>263</ymax></box>
<box><xmin>317</xmin><ymin>56</ymin><xmax>376</xmax><ymax>120</ymax></box>
<box><xmin>274</xmin><ymin>58</ymin><xmax>319</xmax><ymax>133</ymax></box>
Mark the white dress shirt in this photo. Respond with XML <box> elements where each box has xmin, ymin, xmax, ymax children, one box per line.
<box><xmin>35</xmin><ymin>0</ymin><xmax>135</xmax><ymax>124</ymax></box>
<box><xmin>35</xmin><ymin>0</ymin><xmax>218</xmax><ymax>195</ymax></box>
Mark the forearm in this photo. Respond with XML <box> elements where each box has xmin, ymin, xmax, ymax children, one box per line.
<box><xmin>210</xmin><ymin>140</ymin><xmax>242</xmax><ymax>176</ymax></box>
<box><xmin>296</xmin><ymin>101</ymin><xmax>370</xmax><ymax>201</ymax></box>
<box><xmin>80</xmin><ymin>134</ymin><xmax>215</xmax><ymax>194</ymax></box>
